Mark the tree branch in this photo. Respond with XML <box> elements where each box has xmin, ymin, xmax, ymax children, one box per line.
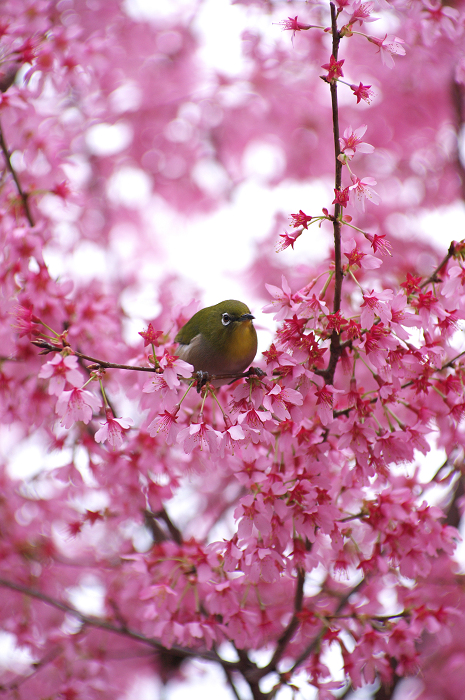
<box><xmin>32</xmin><ymin>340</ymin><xmax>266</xmax><ymax>386</ymax></box>
<box><xmin>0</xmin><ymin>117</ymin><xmax>34</xmax><ymax>227</ymax></box>
<box><xmin>284</xmin><ymin>578</ymin><xmax>365</xmax><ymax>676</ymax></box>
<box><xmin>322</xmin><ymin>3</ymin><xmax>344</xmax><ymax>386</ymax></box>
<box><xmin>0</xmin><ymin>577</ymin><xmax>238</xmax><ymax>669</ymax></box>
<box><xmin>259</xmin><ymin>567</ymin><xmax>305</xmax><ymax>676</ymax></box>
<box><xmin>0</xmin><ymin>646</ymin><xmax>61</xmax><ymax>693</ymax></box>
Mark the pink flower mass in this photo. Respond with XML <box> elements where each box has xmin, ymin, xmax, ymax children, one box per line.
<box><xmin>1</xmin><ymin>1</ymin><xmax>465</xmax><ymax>699</ymax></box>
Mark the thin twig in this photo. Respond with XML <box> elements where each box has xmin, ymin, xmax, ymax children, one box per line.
<box><xmin>322</xmin><ymin>3</ymin><xmax>344</xmax><ymax>386</ymax></box>
<box><xmin>451</xmin><ymin>79</ymin><xmax>465</xmax><ymax>202</ymax></box>
<box><xmin>0</xmin><ymin>577</ymin><xmax>238</xmax><ymax>669</ymax></box>
<box><xmin>333</xmin><ymin>348</ymin><xmax>465</xmax><ymax>419</ymax></box>
<box><xmin>32</xmin><ymin>340</ymin><xmax>266</xmax><ymax>385</ymax></box>
<box><xmin>258</xmin><ymin>567</ymin><xmax>306</xmax><ymax>676</ymax></box>
<box><xmin>222</xmin><ymin>665</ymin><xmax>243</xmax><ymax>700</ymax></box>
<box><xmin>0</xmin><ymin>646</ymin><xmax>62</xmax><ymax>692</ymax></box>
<box><xmin>285</xmin><ymin>578</ymin><xmax>365</xmax><ymax>675</ymax></box>
<box><xmin>0</xmin><ymin>117</ymin><xmax>34</xmax><ymax>226</ymax></box>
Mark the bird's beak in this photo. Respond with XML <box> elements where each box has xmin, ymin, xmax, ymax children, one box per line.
<box><xmin>239</xmin><ymin>313</ymin><xmax>254</xmax><ymax>322</ymax></box>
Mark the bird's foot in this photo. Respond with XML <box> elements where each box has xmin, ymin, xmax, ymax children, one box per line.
<box><xmin>195</xmin><ymin>370</ymin><xmax>211</xmax><ymax>393</ymax></box>
<box><xmin>245</xmin><ymin>366</ymin><xmax>266</xmax><ymax>380</ymax></box>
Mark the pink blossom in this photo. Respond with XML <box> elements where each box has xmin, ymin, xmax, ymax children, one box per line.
<box><xmin>333</xmin><ymin>186</ymin><xmax>350</xmax><ymax>207</ymax></box>
<box><xmin>421</xmin><ymin>0</ymin><xmax>460</xmax><ymax>44</ymax></box>
<box><xmin>159</xmin><ymin>351</ymin><xmax>193</xmax><ymax>389</ymax></box>
<box><xmin>14</xmin><ymin>304</ymin><xmax>41</xmax><ymax>339</ymax></box>
<box><xmin>263</xmin><ymin>383</ymin><xmax>303</xmax><ymax>420</ymax></box>
<box><xmin>360</xmin><ymin>289</ymin><xmax>393</xmax><ymax>328</ymax></box>
<box><xmin>345</xmin><ymin>1</ymin><xmax>378</xmax><ymax>27</ymax></box>
<box><xmin>321</xmin><ymin>55</ymin><xmax>345</xmax><ymax>82</ymax></box>
<box><xmin>349</xmin><ymin>174</ymin><xmax>380</xmax><ymax>210</ymax></box>
<box><xmin>339</xmin><ymin>125</ymin><xmax>374</xmax><ymax>160</ymax></box>
<box><xmin>148</xmin><ymin>408</ymin><xmax>180</xmax><ymax>444</ymax></box>
<box><xmin>262</xmin><ymin>344</ymin><xmax>298</xmax><ymax>372</ymax></box>
<box><xmin>343</xmin><ymin>239</ymin><xmax>381</xmax><ymax>270</ymax></box>
<box><xmin>95</xmin><ymin>408</ymin><xmax>133</xmax><ymax>449</ymax></box>
<box><xmin>138</xmin><ymin>322</ymin><xmax>163</xmax><ymax>347</ymax></box>
<box><xmin>350</xmin><ymin>82</ymin><xmax>375</xmax><ymax>104</ymax></box>
<box><xmin>290</xmin><ymin>210</ymin><xmax>313</xmax><ymax>229</ymax></box>
<box><xmin>38</xmin><ymin>354</ymin><xmax>83</xmax><ymax>395</ymax></box>
<box><xmin>368</xmin><ymin>34</ymin><xmax>406</xmax><ymax>68</ymax></box>
<box><xmin>237</xmin><ymin>407</ymin><xmax>275</xmax><ymax>444</ymax></box>
<box><xmin>263</xmin><ymin>275</ymin><xmax>298</xmax><ymax>321</ymax></box>
<box><xmin>234</xmin><ymin>493</ymin><xmax>273</xmax><ymax>539</ymax></box>
<box><xmin>276</xmin><ymin>229</ymin><xmax>303</xmax><ymax>252</ymax></box>
<box><xmin>277</xmin><ymin>16</ymin><xmax>312</xmax><ymax>42</ymax></box>
<box><xmin>363</xmin><ymin>232</ymin><xmax>392</xmax><ymax>256</ymax></box>
<box><xmin>220</xmin><ymin>423</ymin><xmax>245</xmax><ymax>456</ymax></box>
<box><xmin>442</xmin><ymin>264</ymin><xmax>465</xmax><ymax>298</ymax></box>
<box><xmin>177</xmin><ymin>421</ymin><xmax>221</xmax><ymax>454</ymax></box>
<box><xmin>314</xmin><ymin>384</ymin><xmax>341</xmax><ymax>425</ymax></box>
<box><xmin>56</xmin><ymin>387</ymin><xmax>101</xmax><ymax>428</ymax></box>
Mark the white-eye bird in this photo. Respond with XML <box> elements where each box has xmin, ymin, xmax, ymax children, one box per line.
<box><xmin>175</xmin><ymin>300</ymin><xmax>258</xmax><ymax>386</ymax></box>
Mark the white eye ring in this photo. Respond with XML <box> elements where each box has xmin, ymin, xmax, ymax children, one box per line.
<box><xmin>221</xmin><ymin>313</ymin><xmax>231</xmax><ymax>326</ymax></box>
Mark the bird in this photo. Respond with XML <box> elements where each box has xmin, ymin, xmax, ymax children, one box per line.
<box><xmin>175</xmin><ymin>300</ymin><xmax>258</xmax><ymax>387</ymax></box>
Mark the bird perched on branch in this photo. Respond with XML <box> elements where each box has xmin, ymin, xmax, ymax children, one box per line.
<box><xmin>175</xmin><ymin>299</ymin><xmax>258</xmax><ymax>387</ymax></box>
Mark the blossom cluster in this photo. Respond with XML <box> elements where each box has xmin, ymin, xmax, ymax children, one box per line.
<box><xmin>1</xmin><ymin>0</ymin><xmax>465</xmax><ymax>699</ymax></box>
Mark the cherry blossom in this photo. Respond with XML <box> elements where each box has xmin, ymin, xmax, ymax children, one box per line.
<box><xmin>95</xmin><ymin>408</ymin><xmax>133</xmax><ymax>449</ymax></box>
<box><xmin>339</xmin><ymin>125</ymin><xmax>374</xmax><ymax>159</ymax></box>
<box><xmin>349</xmin><ymin>174</ymin><xmax>381</xmax><ymax>209</ymax></box>
<box><xmin>321</xmin><ymin>54</ymin><xmax>345</xmax><ymax>81</ymax></box>
<box><xmin>350</xmin><ymin>81</ymin><xmax>375</xmax><ymax>103</ymax></box>
<box><xmin>55</xmin><ymin>387</ymin><xmax>101</xmax><ymax>428</ymax></box>
<box><xmin>38</xmin><ymin>354</ymin><xmax>83</xmax><ymax>395</ymax></box>
<box><xmin>0</xmin><ymin>1</ymin><xmax>465</xmax><ymax>698</ymax></box>
<box><xmin>367</xmin><ymin>34</ymin><xmax>406</xmax><ymax>68</ymax></box>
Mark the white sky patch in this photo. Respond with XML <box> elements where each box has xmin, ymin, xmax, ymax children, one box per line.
<box><xmin>85</xmin><ymin>122</ymin><xmax>133</xmax><ymax>157</ymax></box>
<box><xmin>123</xmin><ymin>0</ymin><xmax>196</xmax><ymax>22</ymax></box>
<box><xmin>166</xmin><ymin>659</ymin><xmax>245</xmax><ymax>700</ymax></box>
<box><xmin>0</xmin><ymin>633</ymin><xmax>35</xmax><ymax>674</ymax></box>
<box><xmin>67</xmin><ymin>575</ymin><xmax>106</xmax><ymax>617</ymax></box>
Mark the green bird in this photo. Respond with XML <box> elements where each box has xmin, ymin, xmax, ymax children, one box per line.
<box><xmin>175</xmin><ymin>300</ymin><xmax>258</xmax><ymax>386</ymax></box>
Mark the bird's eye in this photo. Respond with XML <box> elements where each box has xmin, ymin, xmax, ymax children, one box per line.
<box><xmin>221</xmin><ymin>313</ymin><xmax>231</xmax><ymax>326</ymax></box>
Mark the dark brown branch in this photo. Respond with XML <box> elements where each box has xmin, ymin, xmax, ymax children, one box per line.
<box><xmin>0</xmin><ymin>117</ymin><xmax>34</xmax><ymax>226</ymax></box>
<box><xmin>451</xmin><ymin>79</ymin><xmax>465</xmax><ymax>202</ymax></box>
<box><xmin>222</xmin><ymin>665</ymin><xmax>243</xmax><ymax>700</ymax></box>
<box><xmin>0</xmin><ymin>577</ymin><xmax>237</xmax><ymax>669</ymax></box>
<box><xmin>285</xmin><ymin>578</ymin><xmax>365</xmax><ymax>676</ymax></box>
<box><xmin>321</xmin><ymin>3</ymin><xmax>344</xmax><ymax>386</ymax></box>
<box><xmin>0</xmin><ymin>646</ymin><xmax>61</xmax><ymax>693</ymax></box>
<box><xmin>144</xmin><ymin>508</ymin><xmax>183</xmax><ymax>545</ymax></box>
<box><xmin>259</xmin><ymin>567</ymin><xmax>305</xmax><ymax>676</ymax></box>
<box><xmin>31</xmin><ymin>340</ymin><xmax>159</xmax><ymax>372</ymax></box>
<box><xmin>32</xmin><ymin>340</ymin><xmax>266</xmax><ymax>386</ymax></box>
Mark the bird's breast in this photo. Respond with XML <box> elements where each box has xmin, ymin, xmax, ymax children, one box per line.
<box><xmin>225</xmin><ymin>320</ymin><xmax>257</xmax><ymax>372</ymax></box>
<box><xmin>176</xmin><ymin>320</ymin><xmax>257</xmax><ymax>377</ymax></box>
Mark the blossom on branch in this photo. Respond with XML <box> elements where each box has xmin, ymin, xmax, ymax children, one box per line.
<box><xmin>38</xmin><ymin>354</ymin><xmax>83</xmax><ymax>395</ymax></box>
<box><xmin>367</xmin><ymin>34</ymin><xmax>406</xmax><ymax>68</ymax></box>
<box><xmin>350</xmin><ymin>82</ymin><xmax>375</xmax><ymax>104</ymax></box>
<box><xmin>95</xmin><ymin>408</ymin><xmax>133</xmax><ymax>449</ymax></box>
<box><xmin>349</xmin><ymin>174</ymin><xmax>380</xmax><ymax>210</ymax></box>
<box><xmin>339</xmin><ymin>125</ymin><xmax>374</xmax><ymax>160</ymax></box>
<box><xmin>321</xmin><ymin>55</ymin><xmax>345</xmax><ymax>82</ymax></box>
<box><xmin>277</xmin><ymin>16</ymin><xmax>312</xmax><ymax>43</ymax></box>
<box><xmin>55</xmin><ymin>387</ymin><xmax>101</xmax><ymax>428</ymax></box>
